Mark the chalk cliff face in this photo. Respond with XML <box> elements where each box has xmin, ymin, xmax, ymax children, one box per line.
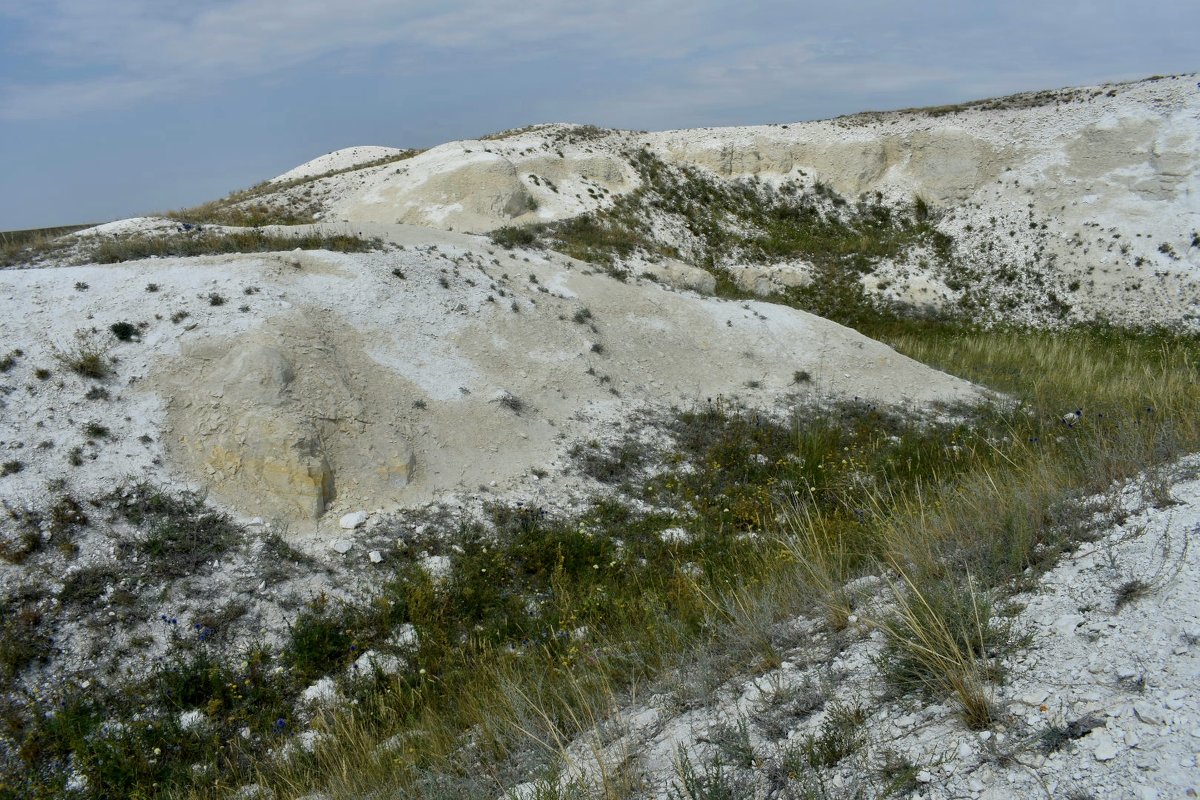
<box><xmin>254</xmin><ymin>74</ymin><xmax>1197</xmax><ymax>329</ymax></box>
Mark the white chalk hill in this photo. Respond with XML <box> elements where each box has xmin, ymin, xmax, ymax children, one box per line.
<box><xmin>264</xmin><ymin>74</ymin><xmax>1199</xmax><ymax>329</ymax></box>
<box><xmin>10</xmin><ymin>73</ymin><xmax>1197</xmax><ymax>526</ymax></box>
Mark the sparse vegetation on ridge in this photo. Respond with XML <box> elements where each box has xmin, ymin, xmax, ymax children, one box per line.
<box><xmin>167</xmin><ymin>150</ymin><xmax>422</xmax><ymax>227</ymax></box>
<box><xmin>491</xmin><ymin>150</ymin><xmax>956</xmax><ymax>328</ymax></box>
<box><xmin>77</xmin><ymin>228</ymin><xmax>383</xmax><ymax>264</ymax></box>
<box><xmin>0</xmin><ymin>225</ymin><xmax>93</xmax><ymax>268</ymax></box>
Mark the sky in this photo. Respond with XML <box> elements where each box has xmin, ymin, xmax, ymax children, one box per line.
<box><xmin>1</xmin><ymin>1</ymin><xmax>1197</xmax><ymax>230</ymax></box>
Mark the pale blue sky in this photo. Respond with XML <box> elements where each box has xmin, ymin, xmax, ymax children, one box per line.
<box><xmin>1</xmin><ymin>0</ymin><xmax>1196</xmax><ymax>230</ymax></box>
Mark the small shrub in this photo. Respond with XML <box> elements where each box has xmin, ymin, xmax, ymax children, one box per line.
<box><xmin>391</xmin><ymin>268</ymin><xmax>406</xmax><ymax>279</ymax></box>
<box><xmin>118</xmin><ymin>485</ymin><xmax>242</xmax><ymax>579</ymax></box>
<box><xmin>207</xmin><ymin>293</ymin><xmax>226</xmax><ymax>307</ymax></box>
<box><xmin>1</xmin><ymin>460</ymin><xmax>24</xmax><ymax>476</ymax></box>
<box><xmin>570</xmin><ymin>439</ymin><xmax>647</xmax><ymax>484</ymax></box>
<box><xmin>170</xmin><ymin>310</ymin><xmax>189</xmax><ymax>324</ymax></box>
<box><xmin>0</xmin><ymin>351</ymin><xmax>18</xmax><ymax>372</ymax></box>
<box><xmin>83</xmin><ymin>422</ymin><xmax>111</xmax><ymax>440</ymax></box>
<box><xmin>59</xmin><ymin>566</ymin><xmax>117</xmax><ymax>607</ymax></box>
<box><xmin>792</xmin><ymin>370</ymin><xmax>812</xmax><ymax>384</ymax></box>
<box><xmin>283</xmin><ymin>597</ymin><xmax>357</xmax><ymax>684</ymax></box>
<box><xmin>34</xmin><ymin>368</ymin><xmax>51</xmax><ymax>380</ymax></box>
<box><xmin>0</xmin><ymin>526</ymin><xmax>41</xmax><ymax>563</ymax></box>
<box><xmin>711</xmin><ymin>718</ymin><xmax>755</xmax><ymax>769</ymax></box>
<box><xmin>798</xmin><ymin>702</ymin><xmax>866</xmax><ymax>768</ymax></box>
<box><xmin>0</xmin><ymin>600</ymin><xmax>47</xmax><ymax>682</ymax></box>
<box><xmin>48</xmin><ymin>495</ymin><xmax>88</xmax><ymax>536</ymax></box>
<box><xmin>1114</xmin><ymin>578</ymin><xmax>1150</xmax><ymax>611</ymax></box>
<box><xmin>145</xmin><ymin>283</ymin><xmax>160</xmax><ymax>292</ymax></box>
<box><xmin>670</xmin><ymin>749</ymin><xmax>753</xmax><ymax>800</ymax></box>
<box><xmin>572</xmin><ymin>307</ymin><xmax>593</xmax><ymax>324</ymax></box>
<box><xmin>109</xmin><ymin>321</ymin><xmax>138</xmax><ymax>341</ymax></box>
<box><xmin>54</xmin><ymin>340</ymin><xmax>111</xmax><ymax>380</ymax></box>
<box><xmin>914</xmin><ymin>195</ymin><xmax>930</xmax><ymax>222</ymax></box>
<box><xmin>489</xmin><ymin>226</ymin><xmax>539</xmax><ymax>250</ymax></box>
<box><xmin>74</xmin><ymin>281</ymin><xmax>88</xmax><ymax>291</ymax></box>
<box><xmin>497</xmin><ymin>393</ymin><xmax>525</xmax><ymax>415</ymax></box>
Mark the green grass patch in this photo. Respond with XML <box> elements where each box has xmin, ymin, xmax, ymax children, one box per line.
<box><xmin>79</xmin><ymin>229</ymin><xmax>382</xmax><ymax>264</ymax></box>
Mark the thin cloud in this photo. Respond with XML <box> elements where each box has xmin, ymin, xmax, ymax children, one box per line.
<box><xmin>0</xmin><ymin>0</ymin><xmax>718</xmax><ymax>119</ymax></box>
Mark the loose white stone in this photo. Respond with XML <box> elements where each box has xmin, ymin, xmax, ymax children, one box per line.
<box><xmin>295</xmin><ymin>730</ymin><xmax>327</xmax><ymax>753</ymax></box>
<box><xmin>1092</xmin><ymin>732</ymin><xmax>1120</xmax><ymax>761</ymax></box>
<box><xmin>352</xmin><ymin>650</ymin><xmax>403</xmax><ymax>675</ymax></box>
<box><xmin>915</xmin><ymin>770</ymin><xmax>933</xmax><ymax>783</ymax></box>
<box><xmin>392</xmin><ymin>623</ymin><xmax>418</xmax><ymax>648</ymax></box>
<box><xmin>369</xmin><ymin>550</ymin><xmax>383</xmax><ymax>563</ymax></box>
<box><xmin>1134</xmin><ymin>701</ymin><xmax>1165</xmax><ymax>725</ymax></box>
<box><xmin>179</xmin><ymin>709</ymin><xmax>206</xmax><ymax>731</ymax></box>
<box><xmin>339</xmin><ymin>511</ymin><xmax>368</xmax><ymax>529</ymax></box>
<box><xmin>1019</xmin><ymin>688</ymin><xmax>1050</xmax><ymax>706</ymax></box>
<box><xmin>301</xmin><ymin>677</ymin><xmax>340</xmax><ymax>706</ymax></box>
<box><xmin>330</xmin><ymin>539</ymin><xmax>353</xmax><ymax>554</ymax></box>
<box><xmin>659</xmin><ymin>527</ymin><xmax>691</xmax><ymax>544</ymax></box>
<box><xmin>1051</xmin><ymin>614</ymin><xmax>1084</xmax><ymax>636</ymax></box>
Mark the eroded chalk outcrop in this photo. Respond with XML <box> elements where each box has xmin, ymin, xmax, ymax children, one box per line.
<box><xmin>157</xmin><ymin>309</ymin><xmax>414</xmax><ymax>520</ymax></box>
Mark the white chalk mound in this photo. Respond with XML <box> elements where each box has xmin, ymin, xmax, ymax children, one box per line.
<box><xmin>0</xmin><ymin>232</ymin><xmax>981</xmax><ymax>526</ymax></box>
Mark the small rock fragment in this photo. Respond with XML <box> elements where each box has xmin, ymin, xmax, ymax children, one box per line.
<box><xmin>1092</xmin><ymin>732</ymin><xmax>1120</xmax><ymax>762</ymax></box>
<box><xmin>1133</xmin><ymin>701</ymin><xmax>1165</xmax><ymax>725</ymax></box>
<box><xmin>339</xmin><ymin>511</ymin><xmax>368</xmax><ymax>529</ymax></box>
<box><xmin>1051</xmin><ymin>614</ymin><xmax>1084</xmax><ymax>636</ymax></box>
